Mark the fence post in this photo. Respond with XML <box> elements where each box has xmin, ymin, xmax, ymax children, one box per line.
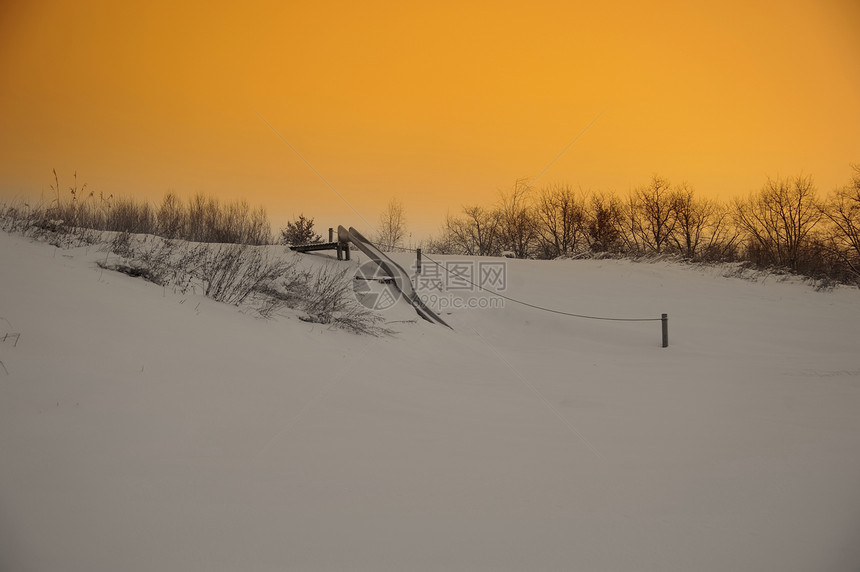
<box><xmin>416</xmin><ymin>248</ymin><xmax>422</xmax><ymax>274</ymax></box>
<box><xmin>661</xmin><ymin>313</ymin><xmax>668</xmax><ymax>348</ymax></box>
<box><xmin>329</xmin><ymin>227</ymin><xmax>334</xmax><ymax>242</ymax></box>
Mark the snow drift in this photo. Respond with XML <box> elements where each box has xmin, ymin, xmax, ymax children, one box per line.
<box><xmin>1</xmin><ymin>232</ymin><xmax>859</xmax><ymax>571</ymax></box>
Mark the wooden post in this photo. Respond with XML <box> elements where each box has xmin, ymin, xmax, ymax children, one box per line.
<box><xmin>661</xmin><ymin>313</ymin><xmax>668</xmax><ymax>348</ymax></box>
<box><xmin>344</xmin><ymin>244</ymin><xmax>350</xmax><ymax>261</ymax></box>
<box><xmin>416</xmin><ymin>248</ymin><xmax>422</xmax><ymax>274</ymax></box>
<box><xmin>336</xmin><ymin>242</ymin><xmax>343</xmax><ymax>261</ymax></box>
<box><xmin>329</xmin><ymin>227</ymin><xmax>334</xmax><ymax>242</ymax></box>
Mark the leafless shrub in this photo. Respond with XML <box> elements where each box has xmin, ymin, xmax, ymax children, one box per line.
<box><xmin>100</xmin><ymin>235</ymin><xmax>182</xmax><ymax>286</ymax></box>
<box><xmin>174</xmin><ymin>193</ymin><xmax>272</xmax><ymax>245</ymax></box>
<box><xmin>262</xmin><ymin>263</ymin><xmax>390</xmax><ymax>335</ymax></box>
<box><xmin>98</xmin><ymin>236</ymin><xmax>389</xmax><ymax>334</ymax></box>
<box><xmin>187</xmin><ymin>244</ymin><xmax>292</xmax><ymax>305</ymax></box>
<box><xmin>310</xmin><ymin>272</ymin><xmax>390</xmax><ymax>335</ymax></box>
<box><xmin>0</xmin><ymin>201</ymin><xmax>33</xmax><ymax>233</ymax></box>
<box><xmin>109</xmin><ymin>231</ymin><xmax>134</xmax><ymax>258</ymax></box>
<box><xmin>106</xmin><ymin>196</ymin><xmax>154</xmax><ymax>234</ymax></box>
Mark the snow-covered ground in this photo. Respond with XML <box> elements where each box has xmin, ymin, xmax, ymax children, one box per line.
<box><xmin>1</xmin><ymin>231</ymin><xmax>859</xmax><ymax>571</ymax></box>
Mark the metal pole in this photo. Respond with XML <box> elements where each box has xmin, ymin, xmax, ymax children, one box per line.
<box><xmin>661</xmin><ymin>313</ymin><xmax>668</xmax><ymax>348</ymax></box>
<box><xmin>416</xmin><ymin>248</ymin><xmax>422</xmax><ymax>274</ymax></box>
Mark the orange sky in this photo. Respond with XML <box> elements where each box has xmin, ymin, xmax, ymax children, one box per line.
<box><xmin>1</xmin><ymin>0</ymin><xmax>859</xmax><ymax>238</ymax></box>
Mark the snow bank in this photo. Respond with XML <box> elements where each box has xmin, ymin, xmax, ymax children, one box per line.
<box><xmin>1</xmin><ymin>233</ymin><xmax>859</xmax><ymax>571</ymax></box>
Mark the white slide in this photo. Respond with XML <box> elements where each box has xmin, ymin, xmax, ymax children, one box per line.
<box><xmin>339</xmin><ymin>226</ymin><xmax>452</xmax><ymax>328</ymax></box>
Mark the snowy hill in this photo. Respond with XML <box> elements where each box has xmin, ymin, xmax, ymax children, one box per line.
<box><xmin>1</xmin><ymin>231</ymin><xmax>859</xmax><ymax>571</ymax></box>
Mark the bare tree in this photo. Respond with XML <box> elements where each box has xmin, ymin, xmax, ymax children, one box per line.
<box><xmin>619</xmin><ymin>192</ymin><xmax>643</xmax><ymax>254</ymax></box>
<box><xmin>585</xmin><ymin>192</ymin><xmax>623</xmax><ymax>252</ymax></box>
<box><xmin>497</xmin><ymin>179</ymin><xmax>537</xmax><ymax>258</ymax></box>
<box><xmin>157</xmin><ymin>192</ymin><xmax>185</xmax><ymax>239</ymax></box>
<box><xmin>186</xmin><ymin>193</ymin><xmax>209</xmax><ymax>242</ymax></box>
<box><xmin>670</xmin><ymin>184</ymin><xmax>737</xmax><ymax>261</ymax></box>
<box><xmin>245</xmin><ymin>205</ymin><xmax>272</xmax><ymax>245</ymax></box>
<box><xmin>534</xmin><ymin>184</ymin><xmax>587</xmax><ymax>258</ymax></box>
<box><xmin>734</xmin><ymin>174</ymin><xmax>823</xmax><ymax>271</ymax></box>
<box><xmin>425</xmin><ymin>222</ymin><xmax>459</xmax><ymax>255</ymax></box>
<box><xmin>628</xmin><ymin>175</ymin><xmax>677</xmax><ymax>254</ymax></box>
<box><xmin>376</xmin><ymin>197</ymin><xmax>407</xmax><ymax>251</ymax></box>
<box><xmin>443</xmin><ymin>206</ymin><xmax>501</xmax><ymax>256</ymax></box>
<box><xmin>820</xmin><ymin>164</ymin><xmax>860</xmax><ymax>279</ymax></box>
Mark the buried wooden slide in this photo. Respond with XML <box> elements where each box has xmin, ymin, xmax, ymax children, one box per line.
<box><xmin>338</xmin><ymin>226</ymin><xmax>452</xmax><ymax>329</ymax></box>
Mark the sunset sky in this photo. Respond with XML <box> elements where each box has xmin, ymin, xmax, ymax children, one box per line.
<box><xmin>1</xmin><ymin>0</ymin><xmax>859</xmax><ymax>238</ymax></box>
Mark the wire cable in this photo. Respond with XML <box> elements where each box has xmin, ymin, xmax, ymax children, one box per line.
<box><xmin>396</xmin><ymin>246</ymin><xmax>662</xmax><ymax>322</ymax></box>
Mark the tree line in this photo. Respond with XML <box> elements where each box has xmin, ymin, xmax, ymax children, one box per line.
<box><xmin>425</xmin><ymin>166</ymin><xmax>860</xmax><ymax>286</ymax></box>
<box><xmin>3</xmin><ymin>166</ymin><xmax>859</xmax><ymax>286</ymax></box>
<box><xmin>0</xmin><ymin>170</ymin><xmax>272</xmax><ymax>245</ymax></box>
